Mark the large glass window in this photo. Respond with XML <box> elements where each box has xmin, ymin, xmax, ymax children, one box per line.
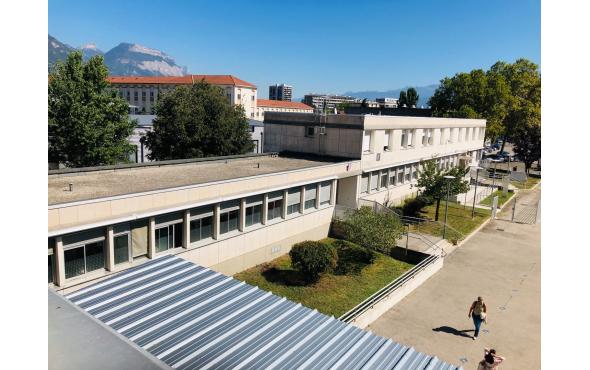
<box><xmin>114</xmin><ymin>233</ymin><xmax>130</xmax><ymax>265</ymax></box>
<box><xmin>267</xmin><ymin>191</ymin><xmax>284</xmax><ymax>221</ymax></box>
<box><xmin>155</xmin><ymin>224</ymin><xmax>182</xmax><ymax>252</ymax></box>
<box><xmin>380</xmin><ymin>170</ymin><xmax>389</xmax><ymax>188</ymax></box>
<box><xmin>389</xmin><ymin>167</ymin><xmax>397</xmax><ymax>186</ymax></box>
<box><xmin>304</xmin><ymin>184</ymin><xmax>317</xmax><ymax>210</ymax></box>
<box><xmin>398</xmin><ymin>168</ymin><xmax>404</xmax><ymax>184</ymax></box>
<box><xmin>370</xmin><ymin>171</ymin><xmax>379</xmax><ymax>191</ymax></box>
<box><xmin>244</xmin><ymin>196</ymin><xmax>263</xmax><ymax>227</ymax></box>
<box><xmin>63</xmin><ymin>229</ymin><xmax>106</xmax><ymax>279</ymax></box>
<box><xmin>360</xmin><ymin>173</ymin><xmax>369</xmax><ymax>194</ymax></box>
<box><xmin>287</xmin><ymin>188</ymin><xmax>302</xmax><ymax>214</ymax></box>
<box><xmin>220</xmin><ymin>210</ymin><xmax>239</xmax><ymax>234</ymax></box>
<box><xmin>319</xmin><ymin>181</ymin><xmax>332</xmax><ymax>206</ymax></box>
<box><xmin>190</xmin><ymin>207</ymin><xmax>214</xmax><ymax>243</ymax></box>
<box><xmin>405</xmin><ymin>165</ymin><xmax>412</xmax><ymax>183</ymax></box>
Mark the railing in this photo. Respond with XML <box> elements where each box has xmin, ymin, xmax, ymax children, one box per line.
<box><xmin>339</xmin><ymin>253</ymin><xmax>441</xmax><ymax>323</ymax></box>
<box><xmin>401</xmin><ymin>214</ymin><xmax>465</xmax><ymax>246</ymax></box>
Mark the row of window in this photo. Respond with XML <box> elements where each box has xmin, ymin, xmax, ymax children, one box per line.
<box><xmin>49</xmin><ymin>181</ymin><xmax>334</xmax><ymax>283</ymax></box>
<box><xmin>362</xmin><ymin>127</ymin><xmax>485</xmax><ymax>153</ymax></box>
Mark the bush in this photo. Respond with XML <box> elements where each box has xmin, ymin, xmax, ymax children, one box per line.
<box><xmin>332</xmin><ymin>240</ymin><xmax>377</xmax><ymax>274</ymax></box>
<box><xmin>401</xmin><ymin>196</ymin><xmax>430</xmax><ymax>217</ymax></box>
<box><xmin>341</xmin><ymin>206</ymin><xmax>404</xmax><ymax>254</ymax></box>
<box><xmin>289</xmin><ymin>241</ymin><xmax>338</xmax><ymax>282</ymax></box>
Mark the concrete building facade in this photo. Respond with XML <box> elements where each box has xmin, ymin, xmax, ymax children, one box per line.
<box><xmin>48</xmin><ymin>113</ymin><xmax>485</xmax><ymax>292</ymax></box>
<box><xmin>302</xmin><ymin>94</ymin><xmax>358</xmax><ymax>112</ymax></box>
<box><xmin>107</xmin><ymin>75</ymin><xmax>258</xmax><ymax>119</ymax></box>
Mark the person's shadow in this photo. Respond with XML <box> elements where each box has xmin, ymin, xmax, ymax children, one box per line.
<box><xmin>432</xmin><ymin>326</ymin><xmax>473</xmax><ymax>338</ymax></box>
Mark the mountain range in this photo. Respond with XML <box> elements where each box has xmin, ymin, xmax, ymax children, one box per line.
<box><xmin>48</xmin><ymin>35</ymin><xmax>187</xmax><ymax>76</ymax></box>
<box><xmin>343</xmin><ymin>84</ymin><xmax>439</xmax><ymax>108</ymax></box>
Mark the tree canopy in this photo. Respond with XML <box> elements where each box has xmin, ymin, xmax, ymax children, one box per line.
<box><xmin>406</xmin><ymin>87</ymin><xmax>419</xmax><ymax>107</ymax></box>
<box><xmin>428</xmin><ymin>58</ymin><xmax>541</xmax><ymax>145</ymax></box>
<box><xmin>48</xmin><ymin>51</ymin><xmax>135</xmax><ymax>167</ymax></box>
<box><xmin>417</xmin><ymin>159</ymin><xmax>470</xmax><ymax>221</ymax></box>
<box><xmin>145</xmin><ymin>81</ymin><xmax>253</xmax><ymax>160</ymax></box>
<box><xmin>398</xmin><ymin>90</ymin><xmax>407</xmax><ymax>107</ymax></box>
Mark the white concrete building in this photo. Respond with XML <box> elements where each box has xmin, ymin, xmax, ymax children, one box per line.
<box><xmin>108</xmin><ymin>75</ymin><xmax>258</xmax><ymax>119</ymax></box>
<box><xmin>47</xmin><ymin>113</ymin><xmax>485</xmax><ymax>291</ymax></box>
<box><xmin>255</xmin><ymin>99</ymin><xmax>313</xmax><ymax>121</ymax></box>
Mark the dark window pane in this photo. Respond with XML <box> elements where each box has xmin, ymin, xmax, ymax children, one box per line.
<box><xmin>64</xmin><ymin>247</ymin><xmax>85</xmax><ymax>279</ymax></box>
<box><xmin>48</xmin><ymin>254</ymin><xmax>54</xmax><ymax>283</ymax></box>
<box><xmin>156</xmin><ymin>227</ymin><xmax>169</xmax><ymax>252</ymax></box>
<box><xmin>114</xmin><ymin>234</ymin><xmax>129</xmax><ymax>265</ymax></box>
<box><xmin>174</xmin><ymin>224</ymin><xmax>183</xmax><ymax>248</ymax></box>
<box><xmin>201</xmin><ymin>217</ymin><xmax>212</xmax><ymax>239</ymax></box>
<box><xmin>190</xmin><ymin>220</ymin><xmax>202</xmax><ymax>243</ymax></box>
<box><xmin>228</xmin><ymin>210</ymin><xmax>239</xmax><ymax>231</ymax></box>
<box><xmin>85</xmin><ymin>241</ymin><xmax>105</xmax><ymax>272</ymax></box>
<box><xmin>220</xmin><ymin>212</ymin><xmax>229</xmax><ymax>234</ymax></box>
<box><xmin>305</xmin><ymin>199</ymin><xmax>316</xmax><ymax>210</ymax></box>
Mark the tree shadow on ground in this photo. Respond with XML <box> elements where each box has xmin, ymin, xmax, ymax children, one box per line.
<box><xmin>432</xmin><ymin>326</ymin><xmax>474</xmax><ymax>338</ymax></box>
<box><xmin>261</xmin><ymin>267</ymin><xmax>309</xmax><ymax>286</ymax></box>
<box><xmin>333</xmin><ymin>250</ymin><xmax>370</xmax><ymax>276</ymax></box>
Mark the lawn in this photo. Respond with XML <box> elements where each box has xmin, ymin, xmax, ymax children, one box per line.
<box><xmin>233</xmin><ymin>238</ymin><xmax>414</xmax><ymax>317</ymax></box>
<box><xmin>511</xmin><ymin>176</ymin><xmax>540</xmax><ymax>189</ymax></box>
<box><xmin>480</xmin><ymin>190</ymin><xmax>514</xmax><ymax>207</ymax></box>
<box><xmin>412</xmin><ymin>201</ymin><xmax>491</xmax><ymax>242</ymax></box>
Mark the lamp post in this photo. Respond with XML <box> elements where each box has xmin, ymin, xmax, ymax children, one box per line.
<box><xmin>442</xmin><ymin>175</ymin><xmax>455</xmax><ymax>240</ymax></box>
<box><xmin>492</xmin><ymin>160</ymin><xmax>499</xmax><ymax>189</ymax></box>
<box><xmin>471</xmin><ymin>166</ymin><xmax>483</xmax><ymax>219</ymax></box>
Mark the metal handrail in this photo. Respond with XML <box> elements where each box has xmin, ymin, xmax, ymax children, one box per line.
<box><xmin>400</xmin><ymin>214</ymin><xmax>466</xmax><ymax>242</ymax></box>
<box><xmin>339</xmin><ymin>254</ymin><xmax>440</xmax><ymax>323</ymax></box>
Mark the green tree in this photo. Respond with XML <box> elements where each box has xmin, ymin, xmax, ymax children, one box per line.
<box><xmin>406</xmin><ymin>87</ymin><xmax>419</xmax><ymax>107</ymax></box>
<box><xmin>341</xmin><ymin>206</ymin><xmax>403</xmax><ymax>254</ymax></box>
<box><xmin>512</xmin><ymin>121</ymin><xmax>541</xmax><ymax>173</ymax></box>
<box><xmin>145</xmin><ymin>81</ymin><xmax>254</xmax><ymax>160</ymax></box>
<box><xmin>49</xmin><ymin>51</ymin><xmax>135</xmax><ymax>167</ymax></box>
<box><xmin>417</xmin><ymin>159</ymin><xmax>470</xmax><ymax>221</ymax></box>
<box><xmin>398</xmin><ymin>90</ymin><xmax>408</xmax><ymax>107</ymax></box>
<box><xmin>289</xmin><ymin>241</ymin><xmax>338</xmax><ymax>282</ymax></box>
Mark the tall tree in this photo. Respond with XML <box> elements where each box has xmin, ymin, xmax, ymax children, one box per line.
<box><xmin>406</xmin><ymin>87</ymin><xmax>419</xmax><ymax>107</ymax></box>
<box><xmin>145</xmin><ymin>81</ymin><xmax>253</xmax><ymax>160</ymax></box>
<box><xmin>49</xmin><ymin>51</ymin><xmax>135</xmax><ymax>167</ymax></box>
<box><xmin>512</xmin><ymin>120</ymin><xmax>541</xmax><ymax>173</ymax></box>
<box><xmin>398</xmin><ymin>90</ymin><xmax>408</xmax><ymax>107</ymax></box>
<box><xmin>417</xmin><ymin>159</ymin><xmax>470</xmax><ymax>221</ymax></box>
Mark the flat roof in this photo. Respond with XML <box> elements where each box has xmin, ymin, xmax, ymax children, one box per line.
<box><xmin>62</xmin><ymin>254</ymin><xmax>462</xmax><ymax>370</ymax></box>
<box><xmin>48</xmin><ymin>154</ymin><xmax>342</xmax><ymax>205</ymax></box>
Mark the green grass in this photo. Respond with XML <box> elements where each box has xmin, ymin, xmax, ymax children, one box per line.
<box><xmin>480</xmin><ymin>190</ymin><xmax>514</xmax><ymax>207</ymax></box>
<box><xmin>511</xmin><ymin>176</ymin><xmax>540</xmax><ymax>189</ymax></box>
<box><xmin>233</xmin><ymin>238</ymin><xmax>414</xmax><ymax>317</ymax></box>
<box><xmin>412</xmin><ymin>201</ymin><xmax>491</xmax><ymax>241</ymax></box>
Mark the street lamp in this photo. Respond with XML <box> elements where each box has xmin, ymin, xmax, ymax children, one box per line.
<box><xmin>471</xmin><ymin>166</ymin><xmax>483</xmax><ymax>219</ymax></box>
<box><xmin>442</xmin><ymin>175</ymin><xmax>455</xmax><ymax>240</ymax></box>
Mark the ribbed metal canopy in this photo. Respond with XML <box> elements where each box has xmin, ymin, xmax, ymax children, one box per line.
<box><xmin>66</xmin><ymin>255</ymin><xmax>462</xmax><ymax>370</ymax></box>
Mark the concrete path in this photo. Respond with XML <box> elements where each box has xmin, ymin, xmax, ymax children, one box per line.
<box><xmin>369</xmin><ymin>187</ymin><xmax>541</xmax><ymax>370</ymax></box>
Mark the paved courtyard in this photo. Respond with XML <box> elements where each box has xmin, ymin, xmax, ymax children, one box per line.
<box><xmin>369</xmin><ymin>187</ymin><xmax>541</xmax><ymax>370</ymax></box>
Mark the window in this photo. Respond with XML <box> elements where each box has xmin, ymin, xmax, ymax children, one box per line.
<box><xmin>389</xmin><ymin>168</ymin><xmax>397</xmax><ymax>186</ymax></box>
<box><xmin>267</xmin><ymin>191</ymin><xmax>284</xmax><ymax>220</ymax></box>
<box><xmin>370</xmin><ymin>171</ymin><xmax>379</xmax><ymax>191</ymax></box>
<box><xmin>362</xmin><ymin>131</ymin><xmax>371</xmax><ymax>152</ymax></box>
<box><xmin>250</xmin><ymin>112</ymin><xmax>254</xmax><ymax>118</ymax></box>
<box><xmin>405</xmin><ymin>165</ymin><xmax>412</xmax><ymax>183</ymax></box>
<box><xmin>150</xmin><ymin>91</ymin><xmax>154</xmax><ymax>102</ymax></box>
<box><xmin>237</xmin><ymin>93</ymin><xmax>241</xmax><ymax>100</ymax></box>
<box><xmin>383</xmin><ymin>131</ymin><xmax>390</xmax><ymax>151</ymax></box>
<box><xmin>304</xmin><ymin>184</ymin><xmax>317</xmax><ymax>209</ymax></box>
<box><xmin>412</xmin><ymin>164</ymin><xmax>419</xmax><ymax>181</ymax></box>
<box><xmin>190</xmin><ymin>206</ymin><xmax>214</xmax><ymax>243</ymax></box>
<box><xmin>401</xmin><ymin>130</ymin><xmax>408</xmax><ymax>148</ymax></box>
<box><xmin>227</xmin><ymin>93</ymin><xmax>231</xmax><ymax>101</ymax></box>
<box><xmin>306</xmin><ymin>126</ymin><xmax>315</xmax><ymax>137</ymax></box>
<box><xmin>220</xmin><ymin>200</ymin><xmax>240</xmax><ymax>234</ymax></box>
<box><xmin>155</xmin><ymin>224</ymin><xmax>182</xmax><ymax>252</ymax></box>
<box><xmin>287</xmin><ymin>188</ymin><xmax>302</xmax><ymax>214</ymax></box>
<box><xmin>63</xmin><ymin>229</ymin><xmax>106</xmax><ymax>279</ymax></box>
<box><xmin>319</xmin><ymin>181</ymin><xmax>332</xmax><ymax>206</ymax></box>
<box><xmin>407</xmin><ymin>130</ymin><xmax>414</xmax><ymax>147</ymax></box>
<box><xmin>360</xmin><ymin>173</ymin><xmax>369</xmax><ymax>194</ymax></box>
<box><xmin>251</xmin><ymin>95</ymin><xmax>255</xmax><ymax>101</ymax></box>
<box><xmin>397</xmin><ymin>168</ymin><xmax>404</xmax><ymax>184</ymax></box>
<box><xmin>381</xmin><ymin>170</ymin><xmax>389</xmax><ymax>188</ymax></box>
<box><xmin>131</xmin><ymin>220</ymin><xmax>148</xmax><ymax>258</ymax></box>
<box><xmin>134</xmin><ymin>91</ymin><xmax>138</xmax><ymax>101</ymax></box>
<box><xmin>142</xmin><ymin>91</ymin><xmax>146</xmax><ymax>102</ymax></box>
<box><xmin>243</xmin><ymin>196</ymin><xmax>263</xmax><ymax>227</ymax></box>
<box><xmin>114</xmin><ymin>233</ymin><xmax>130</xmax><ymax>265</ymax></box>
<box><xmin>126</xmin><ymin>91</ymin><xmax>130</xmax><ymax>101</ymax></box>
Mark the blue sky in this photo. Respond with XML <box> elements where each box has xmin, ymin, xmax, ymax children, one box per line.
<box><xmin>49</xmin><ymin>0</ymin><xmax>540</xmax><ymax>98</ymax></box>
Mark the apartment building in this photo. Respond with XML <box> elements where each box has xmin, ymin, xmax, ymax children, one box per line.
<box><xmin>48</xmin><ymin>113</ymin><xmax>485</xmax><ymax>291</ymax></box>
<box><xmin>303</xmin><ymin>94</ymin><xmax>358</xmax><ymax>112</ymax></box>
<box><xmin>255</xmin><ymin>99</ymin><xmax>313</xmax><ymax>121</ymax></box>
<box><xmin>269</xmin><ymin>84</ymin><xmax>293</xmax><ymax>101</ymax></box>
<box><xmin>107</xmin><ymin>75</ymin><xmax>258</xmax><ymax>119</ymax></box>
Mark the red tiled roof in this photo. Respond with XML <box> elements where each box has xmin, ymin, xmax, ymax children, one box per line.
<box><xmin>106</xmin><ymin>75</ymin><xmax>257</xmax><ymax>88</ymax></box>
<box><xmin>257</xmin><ymin>99</ymin><xmax>313</xmax><ymax>110</ymax></box>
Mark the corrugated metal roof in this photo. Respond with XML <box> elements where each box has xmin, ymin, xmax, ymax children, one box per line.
<box><xmin>65</xmin><ymin>255</ymin><xmax>462</xmax><ymax>370</ymax></box>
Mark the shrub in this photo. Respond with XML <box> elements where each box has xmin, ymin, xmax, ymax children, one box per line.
<box><xmin>341</xmin><ymin>206</ymin><xmax>404</xmax><ymax>254</ymax></box>
<box><xmin>332</xmin><ymin>240</ymin><xmax>377</xmax><ymax>274</ymax></box>
<box><xmin>401</xmin><ymin>196</ymin><xmax>430</xmax><ymax>217</ymax></box>
<box><xmin>289</xmin><ymin>241</ymin><xmax>338</xmax><ymax>282</ymax></box>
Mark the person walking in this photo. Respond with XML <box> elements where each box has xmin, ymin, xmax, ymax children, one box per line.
<box><xmin>468</xmin><ymin>296</ymin><xmax>487</xmax><ymax>340</ymax></box>
<box><xmin>477</xmin><ymin>348</ymin><xmax>505</xmax><ymax>369</ymax></box>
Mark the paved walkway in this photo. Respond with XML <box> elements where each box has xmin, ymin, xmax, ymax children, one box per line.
<box><xmin>369</xmin><ymin>187</ymin><xmax>541</xmax><ymax>370</ymax></box>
